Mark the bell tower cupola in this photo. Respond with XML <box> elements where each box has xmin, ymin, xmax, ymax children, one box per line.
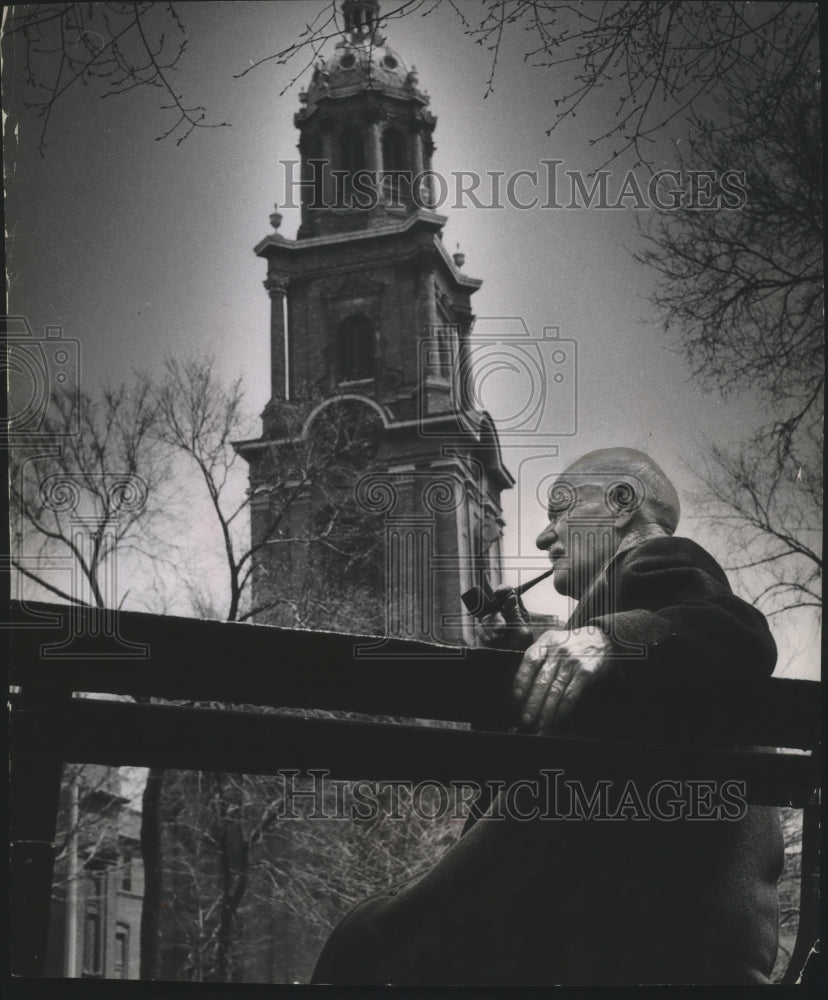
<box><xmin>294</xmin><ymin>0</ymin><xmax>436</xmax><ymax>238</ymax></box>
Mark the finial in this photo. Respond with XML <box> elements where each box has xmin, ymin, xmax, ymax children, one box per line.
<box><xmin>270</xmin><ymin>208</ymin><xmax>283</xmax><ymax>231</ymax></box>
<box><xmin>453</xmin><ymin>245</ymin><xmax>466</xmax><ymax>269</ymax></box>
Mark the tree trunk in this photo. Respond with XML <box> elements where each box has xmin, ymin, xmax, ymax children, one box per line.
<box><xmin>213</xmin><ymin>776</ymin><xmax>249</xmax><ymax>981</ymax></box>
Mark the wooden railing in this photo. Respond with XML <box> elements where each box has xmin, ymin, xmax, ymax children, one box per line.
<box><xmin>8</xmin><ymin>600</ymin><xmax>821</xmax><ymax>984</ymax></box>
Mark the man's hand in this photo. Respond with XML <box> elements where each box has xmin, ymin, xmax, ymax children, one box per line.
<box><xmin>513</xmin><ymin>628</ymin><xmax>611</xmax><ymax>732</ymax></box>
<box><xmin>475</xmin><ymin>585</ymin><xmax>535</xmax><ymax>652</ymax></box>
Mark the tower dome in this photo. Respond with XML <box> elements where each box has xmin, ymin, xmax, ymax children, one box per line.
<box><xmin>305</xmin><ymin>7</ymin><xmax>419</xmax><ymax>107</ymax></box>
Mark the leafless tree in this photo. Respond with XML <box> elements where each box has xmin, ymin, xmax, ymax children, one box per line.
<box><xmin>9</xmin><ymin>380</ymin><xmax>174</xmax><ymax>610</ymax></box>
<box><xmin>639</xmin><ymin>65</ymin><xmax>822</xmax><ymax>441</ymax></box>
<box><xmin>151</xmin><ymin>355</ymin><xmax>384</xmax><ymax>625</ymax></box>
<box><xmin>158</xmin><ymin>769</ymin><xmax>465</xmax><ymax>982</ymax></box>
<box><xmin>638</xmin><ymin>62</ymin><xmax>822</xmax><ymax>619</ymax></box>
<box><xmin>690</xmin><ymin>434</ymin><xmax>821</xmax><ymax>619</ymax></box>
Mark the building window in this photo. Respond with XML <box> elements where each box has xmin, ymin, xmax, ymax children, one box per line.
<box><xmin>114</xmin><ymin>924</ymin><xmax>129</xmax><ymax>979</ymax></box>
<box><xmin>120</xmin><ymin>849</ymin><xmax>132</xmax><ymax>892</ymax></box>
<box><xmin>82</xmin><ymin>913</ymin><xmax>102</xmax><ymax>977</ymax></box>
<box><xmin>337</xmin><ymin>316</ymin><xmax>375</xmax><ymax>382</ymax></box>
<box><xmin>82</xmin><ymin>866</ymin><xmax>106</xmax><ymax>977</ymax></box>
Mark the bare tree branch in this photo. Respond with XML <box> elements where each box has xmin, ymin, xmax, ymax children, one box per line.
<box><xmin>640</xmin><ymin>57</ymin><xmax>822</xmax><ymax>622</ymax></box>
<box><xmin>6</xmin><ymin>2</ymin><xmax>229</xmax><ymax>154</ymax></box>
<box><xmin>9</xmin><ymin>379</ymin><xmax>175</xmax><ymax>609</ymax></box>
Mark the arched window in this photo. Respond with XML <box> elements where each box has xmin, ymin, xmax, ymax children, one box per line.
<box><xmin>382</xmin><ymin>127</ymin><xmax>408</xmax><ymax>201</ymax></box>
<box><xmin>337</xmin><ymin>315</ymin><xmax>375</xmax><ymax>382</ymax></box>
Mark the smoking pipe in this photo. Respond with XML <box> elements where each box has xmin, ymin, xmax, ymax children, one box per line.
<box><xmin>461</xmin><ymin>566</ymin><xmax>555</xmax><ymax>620</ymax></box>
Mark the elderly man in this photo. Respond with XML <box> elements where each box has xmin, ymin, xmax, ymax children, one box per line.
<box><xmin>312</xmin><ymin>448</ymin><xmax>783</xmax><ymax>986</ymax></box>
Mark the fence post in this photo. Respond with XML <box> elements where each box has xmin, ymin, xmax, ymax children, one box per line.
<box><xmin>9</xmin><ymin>685</ymin><xmax>69</xmax><ymax>976</ymax></box>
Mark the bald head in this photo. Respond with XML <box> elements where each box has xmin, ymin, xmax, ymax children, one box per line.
<box><xmin>564</xmin><ymin>448</ymin><xmax>680</xmax><ymax>534</ymax></box>
<box><xmin>537</xmin><ymin>448</ymin><xmax>680</xmax><ymax>598</ymax></box>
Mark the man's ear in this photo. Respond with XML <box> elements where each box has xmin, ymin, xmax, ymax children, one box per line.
<box><xmin>606</xmin><ymin>481</ymin><xmax>641</xmax><ymax>529</ymax></box>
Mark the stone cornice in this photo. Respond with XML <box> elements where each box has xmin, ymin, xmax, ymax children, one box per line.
<box><xmin>255</xmin><ymin>209</ymin><xmax>445</xmax><ymax>256</ymax></box>
<box><xmin>255</xmin><ymin>214</ymin><xmax>482</xmax><ymax>293</ymax></box>
<box><xmin>295</xmin><ymin>86</ymin><xmax>430</xmax><ymax>124</ymax></box>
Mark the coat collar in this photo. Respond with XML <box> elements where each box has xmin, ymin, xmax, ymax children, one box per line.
<box><xmin>565</xmin><ymin>526</ymin><xmax>670</xmax><ymax>629</ymax></box>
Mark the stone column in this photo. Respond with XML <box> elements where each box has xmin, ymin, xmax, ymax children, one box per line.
<box><xmin>321</xmin><ymin>130</ymin><xmax>334</xmax><ymax>209</ymax></box>
<box><xmin>410</xmin><ymin>125</ymin><xmax>424</xmax><ymax>182</ymax></box>
<box><xmin>422</xmin><ymin>134</ymin><xmax>436</xmax><ymax>207</ymax></box>
<box><xmin>265</xmin><ymin>276</ymin><xmax>289</xmax><ymax>400</ymax></box>
<box><xmin>369</xmin><ymin>120</ymin><xmax>383</xmax><ymax>203</ymax></box>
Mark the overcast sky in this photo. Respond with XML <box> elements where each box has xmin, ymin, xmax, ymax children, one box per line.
<box><xmin>4</xmin><ymin>1</ymin><xmax>818</xmax><ymax>677</ymax></box>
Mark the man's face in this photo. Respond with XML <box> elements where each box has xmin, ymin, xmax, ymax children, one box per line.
<box><xmin>535</xmin><ymin>474</ymin><xmax>621</xmax><ymax>599</ymax></box>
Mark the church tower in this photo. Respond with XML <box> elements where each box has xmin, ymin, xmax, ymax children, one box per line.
<box><xmin>237</xmin><ymin>0</ymin><xmax>513</xmax><ymax>646</ymax></box>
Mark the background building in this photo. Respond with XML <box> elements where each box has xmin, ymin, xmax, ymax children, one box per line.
<box><xmin>47</xmin><ymin>765</ymin><xmax>143</xmax><ymax>980</ymax></box>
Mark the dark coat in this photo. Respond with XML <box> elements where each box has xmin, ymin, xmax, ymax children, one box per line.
<box><xmin>312</xmin><ymin>536</ymin><xmax>784</xmax><ymax>986</ymax></box>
